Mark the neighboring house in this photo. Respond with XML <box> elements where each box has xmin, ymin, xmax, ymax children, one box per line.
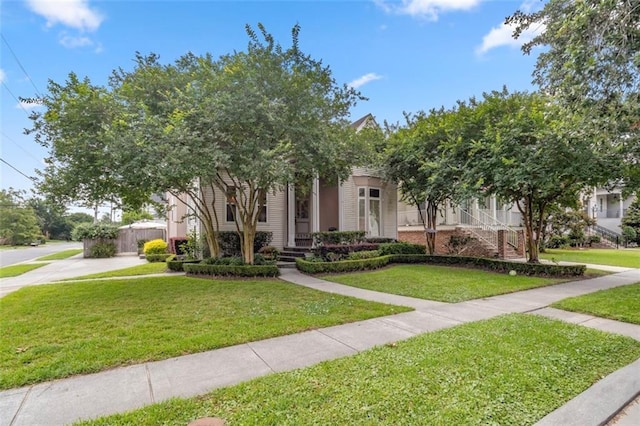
<box><xmin>165</xmin><ymin>114</ymin><xmax>398</xmax><ymax>251</ymax></box>
<box><xmin>582</xmin><ymin>186</ymin><xmax>637</xmax><ymax>234</ymax></box>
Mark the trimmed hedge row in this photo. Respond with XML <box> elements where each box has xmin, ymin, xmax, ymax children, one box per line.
<box><xmin>297</xmin><ymin>254</ymin><xmax>586</xmax><ymax>277</ymax></box>
<box><xmin>166</xmin><ymin>259</ymin><xmax>201</xmax><ymax>272</ymax></box>
<box><xmin>184</xmin><ymin>263</ymin><xmax>279</xmax><ymax>278</ymax></box>
<box><xmin>296</xmin><ymin>256</ymin><xmax>391</xmax><ymax>274</ymax></box>
<box><xmin>146</xmin><ymin>253</ymin><xmax>173</xmax><ymax>263</ymax></box>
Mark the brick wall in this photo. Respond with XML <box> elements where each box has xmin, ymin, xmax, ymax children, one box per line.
<box><xmin>397</xmin><ymin>228</ymin><xmax>498</xmax><ymax>258</ymax></box>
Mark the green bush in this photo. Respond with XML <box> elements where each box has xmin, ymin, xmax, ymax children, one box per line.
<box><xmin>313</xmin><ymin>243</ymin><xmax>379</xmax><ymax>261</ymax></box>
<box><xmin>88</xmin><ymin>241</ymin><xmax>116</xmax><ymax>258</ymax></box>
<box><xmin>296</xmin><ymin>255</ymin><xmax>391</xmax><ymax>274</ymax></box>
<box><xmin>312</xmin><ymin>231</ymin><xmax>366</xmax><ymax>246</ymax></box>
<box><xmin>347</xmin><ymin>250</ymin><xmax>381</xmax><ymax>260</ymax></box>
<box><xmin>146</xmin><ymin>253</ymin><xmax>172</xmax><ymax>263</ymax></box>
<box><xmin>203</xmin><ymin>256</ymin><xmax>245</xmax><ymax>266</ymax></box>
<box><xmin>365</xmin><ymin>237</ymin><xmax>396</xmax><ymax>244</ymax></box>
<box><xmin>258</xmin><ymin>245</ymin><xmax>280</xmax><ymax>261</ymax></box>
<box><xmin>378</xmin><ymin>242</ymin><xmax>426</xmax><ymax>255</ymax></box>
<box><xmin>72</xmin><ymin>223</ymin><xmax>119</xmax><ymax>241</ymax></box>
<box><xmin>216</xmin><ymin>231</ymin><xmax>273</xmax><ymax>256</ymax></box>
<box><xmin>546</xmin><ymin>235</ymin><xmax>570</xmax><ymax>249</ymax></box>
<box><xmin>143</xmin><ymin>239</ymin><xmax>168</xmax><ymax>255</ymax></box>
<box><xmin>184</xmin><ymin>263</ymin><xmax>279</xmax><ymax>277</ymax></box>
<box><xmin>166</xmin><ymin>259</ymin><xmax>201</xmax><ymax>272</ymax></box>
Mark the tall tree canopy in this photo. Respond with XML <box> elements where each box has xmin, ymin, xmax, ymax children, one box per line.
<box><xmin>508</xmin><ymin>0</ymin><xmax>640</xmax><ymax>193</ymax></box>
<box><xmin>30</xmin><ymin>24</ymin><xmax>368</xmax><ymax>263</ymax></box>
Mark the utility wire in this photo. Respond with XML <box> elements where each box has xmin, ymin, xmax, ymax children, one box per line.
<box><xmin>1</xmin><ymin>33</ymin><xmax>43</xmax><ymax>97</ymax></box>
<box><xmin>1</xmin><ymin>131</ymin><xmax>43</xmax><ymax>166</ymax></box>
<box><xmin>1</xmin><ymin>81</ymin><xmax>31</xmax><ymax>116</ymax></box>
<box><xmin>0</xmin><ymin>157</ymin><xmax>37</xmax><ymax>181</ymax></box>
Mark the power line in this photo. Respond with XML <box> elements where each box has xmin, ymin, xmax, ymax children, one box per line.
<box><xmin>1</xmin><ymin>33</ymin><xmax>43</xmax><ymax>97</ymax></box>
<box><xmin>1</xmin><ymin>131</ymin><xmax>44</xmax><ymax>166</ymax></box>
<box><xmin>1</xmin><ymin>81</ymin><xmax>31</xmax><ymax>116</ymax></box>
<box><xmin>0</xmin><ymin>157</ymin><xmax>37</xmax><ymax>181</ymax></box>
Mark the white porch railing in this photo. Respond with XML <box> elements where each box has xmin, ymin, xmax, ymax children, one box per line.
<box><xmin>459</xmin><ymin>208</ymin><xmax>520</xmax><ymax>250</ymax></box>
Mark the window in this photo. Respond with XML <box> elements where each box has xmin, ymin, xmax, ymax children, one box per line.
<box><xmin>226</xmin><ymin>187</ymin><xmax>267</xmax><ymax>223</ymax></box>
<box><xmin>358</xmin><ymin>187</ymin><xmax>381</xmax><ymax>236</ymax></box>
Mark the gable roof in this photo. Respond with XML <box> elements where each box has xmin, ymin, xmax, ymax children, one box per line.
<box><xmin>351</xmin><ymin>113</ymin><xmax>378</xmax><ymax>132</ymax></box>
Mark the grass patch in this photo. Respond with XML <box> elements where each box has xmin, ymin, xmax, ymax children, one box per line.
<box><xmin>0</xmin><ymin>276</ymin><xmax>410</xmax><ymax>389</ymax></box>
<box><xmin>79</xmin><ymin>314</ymin><xmax>640</xmax><ymax>426</ymax></box>
<box><xmin>35</xmin><ymin>249</ymin><xmax>83</xmax><ymax>261</ymax></box>
<box><xmin>541</xmin><ymin>248</ymin><xmax>640</xmax><ymax>268</ymax></box>
<box><xmin>322</xmin><ymin>264</ymin><xmax>570</xmax><ymax>302</ymax></box>
<box><xmin>552</xmin><ymin>282</ymin><xmax>640</xmax><ymax>324</ymax></box>
<box><xmin>0</xmin><ymin>263</ymin><xmax>49</xmax><ymax>278</ymax></box>
<box><xmin>62</xmin><ymin>262</ymin><xmax>168</xmax><ymax>280</ymax></box>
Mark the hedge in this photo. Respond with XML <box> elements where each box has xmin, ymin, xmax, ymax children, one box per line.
<box><xmin>296</xmin><ymin>254</ymin><xmax>586</xmax><ymax>277</ymax></box>
<box><xmin>312</xmin><ymin>231</ymin><xmax>365</xmax><ymax>246</ymax></box>
<box><xmin>296</xmin><ymin>256</ymin><xmax>391</xmax><ymax>274</ymax></box>
<box><xmin>145</xmin><ymin>253</ymin><xmax>173</xmax><ymax>263</ymax></box>
<box><xmin>313</xmin><ymin>243</ymin><xmax>379</xmax><ymax>261</ymax></box>
<box><xmin>166</xmin><ymin>259</ymin><xmax>201</xmax><ymax>272</ymax></box>
<box><xmin>184</xmin><ymin>263</ymin><xmax>279</xmax><ymax>278</ymax></box>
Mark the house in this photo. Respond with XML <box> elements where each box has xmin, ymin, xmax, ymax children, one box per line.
<box><xmin>165</xmin><ymin>114</ymin><xmax>398</xmax><ymax>252</ymax></box>
<box><xmin>582</xmin><ymin>186</ymin><xmax>636</xmax><ymax>234</ymax></box>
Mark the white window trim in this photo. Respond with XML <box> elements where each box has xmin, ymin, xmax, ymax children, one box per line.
<box><xmin>225</xmin><ymin>187</ymin><xmax>268</xmax><ymax>224</ymax></box>
<box><xmin>358</xmin><ymin>186</ymin><xmax>382</xmax><ymax>236</ymax></box>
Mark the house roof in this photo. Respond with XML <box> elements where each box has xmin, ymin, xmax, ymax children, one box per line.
<box><xmin>351</xmin><ymin>113</ymin><xmax>378</xmax><ymax>132</ymax></box>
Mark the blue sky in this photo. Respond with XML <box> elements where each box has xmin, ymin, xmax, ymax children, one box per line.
<box><xmin>1</xmin><ymin>0</ymin><xmax>545</xmax><ymax>198</ymax></box>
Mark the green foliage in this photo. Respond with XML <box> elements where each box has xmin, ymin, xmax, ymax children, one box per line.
<box><xmin>296</xmin><ymin>256</ymin><xmax>391</xmax><ymax>274</ymax></box>
<box><xmin>88</xmin><ymin>241</ymin><xmax>116</xmax><ymax>258</ymax></box>
<box><xmin>445</xmin><ymin>235</ymin><xmax>475</xmax><ymax>255</ymax></box>
<box><xmin>166</xmin><ymin>259</ymin><xmax>202</xmax><ymax>272</ymax></box>
<box><xmin>312</xmin><ymin>243</ymin><xmax>380</xmax><ymax>261</ymax></box>
<box><xmin>346</xmin><ymin>250</ymin><xmax>380</xmax><ymax>260</ymax></box>
<box><xmin>378</xmin><ymin>242</ymin><xmax>426</xmax><ymax>255</ymax></box>
<box><xmin>621</xmin><ymin>198</ymin><xmax>640</xmax><ymax>243</ymax></box>
<box><xmin>145</xmin><ymin>253</ymin><xmax>172</xmax><ymax>263</ymax></box>
<box><xmin>0</xmin><ymin>189</ymin><xmax>41</xmax><ymax>245</ymax></box>
<box><xmin>178</xmin><ymin>229</ymin><xmax>201</xmax><ymax>260</ymax></box>
<box><xmin>184</xmin><ymin>263</ymin><xmax>279</xmax><ymax>277</ymax></box>
<box><xmin>545</xmin><ymin>209</ymin><xmax>595</xmax><ymax>248</ymax></box>
<box><xmin>257</xmin><ymin>245</ymin><xmax>280</xmax><ymax>261</ymax></box>
<box><xmin>622</xmin><ymin>227</ymin><xmax>637</xmax><ymax>245</ymax></box>
<box><xmin>72</xmin><ymin>223</ymin><xmax>119</xmax><ymax>240</ymax></box>
<box><xmin>121</xmin><ymin>209</ymin><xmax>154</xmax><ymax>225</ymax></box>
<box><xmin>216</xmin><ymin>231</ymin><xmax>273</xmax><ymax>257</ymax></box>
<box><xmin>312</xmin><ymin>231</ymin><xmax>366</xmax><ymax>246</ymax></box>
<box><xmin>143</xmin><ymin>239</ymin><xmax>168</xmax><ymax>255</ymax></box>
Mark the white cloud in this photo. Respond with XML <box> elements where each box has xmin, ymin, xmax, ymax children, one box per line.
<box><xmin>348</xmin><ymin>73</ymin><xmax>383</xmax><ymax>89</ymax></box>
<box><xmin>475</xmin><ymin>0</ymin><xmax>546</xmax><ymax>55</ymax></box>
<box><xmin>377</xmin><ymin>0</ymin><xmax>482</xmax><ymax>20</ymax></box>
<box><xmin>476</xmin><ymin>21</ymin><xmax>546</xmax><ymax>56</ymax></box>
<box><xmin>26</xmin><ymin>0</ymin><xmax>103</xmax><ymax>32</ymax></box>
<box><xmin>0</xmin><ymin>69</ymin><xmax>6</xmax><ymax>84</ymax></box>
<box><xmin>59</xmin><ymin>34</ymin><xmax>93</xmax><ymax>48</ymax></box>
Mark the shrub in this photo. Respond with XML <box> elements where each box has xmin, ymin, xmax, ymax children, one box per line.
<box><xmin>622</xmin><ymin>226</ymin><xmax>637</xmax><ymax>244</ymax></box>
<box><xmin>184</xmin><ymin>263</ymin><xmax>279</xmax><ymax>278</ymax></box>
<box><xmin>166</xmin><ymin>259</ymin><xmax>201</xmax><ymax>272</ymax></box>
<box><xmin>136</xmin><ymin>239</ymin><xmax>148</xmax><ymax>254</ymax></box>
<box><xmin>587</xmin><ymin>235</ymin><xmax>601</xmax><ymax>246</ymax></box>
<box><xmin>378</xmin><ymin>242</ymin><xmax>426</xmax><ymax>255</ymax></box>
<box><xmin>365</xmin><ymin>237</ymin><xmax>396</xmax><ymax>244</ymax></box>
<box><xmin>312</xmin><ymin>231</ymin><xmax>365</xmax><ymax>246</ymax></box>
<box><xmin>144</xmin><ymin>239</ymin><xmax>168</xmax><ymax>255</ymax></box>
<box><xmin>546</xmin><ymin>235</ymin><xmax>570</xmax><ymax>249</ymax></box>
<box><xmin>313</xmin><ymin>243</ymin><xmax>379</xmax><ymax>261</ymax></box>
<box><xmin>72</xmin><ymin>223</ymin><xmax>119</xmax><ymax>241</ymax></box>
<box><xmin>296</xmin><ymin>255</ymin><xmax>391</xmax><ymax>274</ymax></box>
<box><xmin>216</xmin><ymin>231</ymin><xmax>273</xmax><ymax>256</ymax></box>
<box><xmin>445</xmin><ymin>235</ymin><xmax>475</xmax><ymax>255</ymax></box>
<box><xmin>203</xmin><ymin>256</ymin><xmax>245</xmax><ymax>266</ymax></box>
<box><xmin>146</xmin><ymin>253</ymin><xmax>172</xmax><ymax>263</ymax></box>
<box><xmin>258</xmin><ymin>245</ymin><xmax>280</xmax><ymax>261</ymax></box>
<box><xmin>347</xmin><ymin>250</ymin><xmax>381</xmax><ymax>260</ymax></box>
<box><xmin>88</xmin><ymin>241</ymin><xmax>116</xmax><ymax>258</ymax></box>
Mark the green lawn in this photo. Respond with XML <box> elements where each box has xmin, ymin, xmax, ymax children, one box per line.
<box><xmin>552</xmin><ymin>282</ymin><xmax>640</xmax><ymax>324</ymax></box>
<box><xmin>35</xmin><ymin>249</ymin><xmax>83</xmax><ymax>261</ymax></box>
<box><xmin>62</xmin><ymin>262</ymin><xmax>168</xmax><ymax>280</ymax></box>
<box><xmin>0</xmin><ymin>276</ymin><xmax>410</xmax><ymax>389</ymax></box>
<box><xmin>322</xmin><ymin>264</ymin><xmax>571</xmax><ymax>302</ymax></box>
<box><xmin>541</xmin><ymin>248</ymin><xmax>640</xmax><ymax>268</ymax></box>
<box><xmin>0</xmin><ymin>263</ymin><xmax>49</xmax><ymax>278</ymax></box>
<box><xmin>79</xmin><ymin>314</ymin><xmax>640</xmax><ymax>426</ymax></box>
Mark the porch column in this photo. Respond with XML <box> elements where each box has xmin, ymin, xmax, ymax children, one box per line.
<box><xmin>490</xmin><ymin>196</ymin><xmax>497</xmax><ymax>225</ymax></box>
<box><xmin>338</xmin><ymin>180</ymin><xmax>344</xmax><ymax>230</ymax></box>
<box><xmin>287</xmin><ymin>183</ymin><xmax>295</xmax><ymax>247</ymax></box>
<box><xmin>312</xmin><ymin>177</ymin><xmax>320</xmax><ymax>233</ymax></box>
<box><xmin>619</xmin><ymin>193</ymin><xmax>624</xmax><ymax>218</ymax></box>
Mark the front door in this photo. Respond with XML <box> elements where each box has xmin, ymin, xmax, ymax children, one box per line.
<box><xmin>295</xmin><ymin>195</ymin><xmax>310</xmax><ymax>234</ymax></box>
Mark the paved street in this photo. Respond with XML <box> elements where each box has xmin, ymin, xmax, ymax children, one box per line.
<box><xmin>0</xmin><ymin>242</ymin><xmax>82</xmax><ymax>267</ymax></box>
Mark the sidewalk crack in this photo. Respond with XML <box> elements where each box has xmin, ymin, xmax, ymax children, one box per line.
<box><xmin>247</xmin><ymin>344</ymin><xmax>276</xmax><ymax>373</ymax></box>
<box><xmin>10</xmin><ymin>386</ymin><xmax>32</xmax><ymax>426</ymax></box>
<box><xmin>145</xmin><ymin>364</ymin><xmax>155</xmax><ymax>403</ymax></box>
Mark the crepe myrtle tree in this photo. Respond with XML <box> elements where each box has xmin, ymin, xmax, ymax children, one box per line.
<box><xmin>110</xmin><ymin>24</ymin><xmax>367</xmax><ymax>263</ymax></box>
<box><xmin>463</xmin><ymin>89</ymin><xmax>614</xmax><ymax>263</ymax></box>
<box><xmin>383</xmin><ymin>107</ymin><xmax>465</xmax><ymax>254</ymax></box>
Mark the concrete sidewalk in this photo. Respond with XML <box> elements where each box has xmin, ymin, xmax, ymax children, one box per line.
<box><xmin>1</xmin><ymin>266</ymin><xmax>639</xmax><ymax>425</ymax></box>
<box><xmin>0</xmin><ymin>255</ymin><xmax>148</xmax><ymax>298</ymax></box>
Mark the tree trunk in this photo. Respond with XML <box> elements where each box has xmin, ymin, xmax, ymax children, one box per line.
<box><xmin>519</xmin><ymin>197</ymin><xmax>540</xmax><ymax>263</ymax></box>
<box><xmin>425</xmin><ymin>201</ymin><xmax>438</xmax><ymax>255</ymax></box>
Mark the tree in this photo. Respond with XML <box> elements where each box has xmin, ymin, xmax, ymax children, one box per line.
<box><xmin>621</xmin><ymin>198</ymin><xmax>640</xmax><ymax>244</ymax></box>
<box><xmin>26</xmin><ymin>196</ymin><xmax>70</xmax><ymax>240</ymax></box>
<box><xmin>463</xmin><ymin>89</ymin><xmax>612</xmax><ymax>263</ymax></box>
<box><xmin>0</xmin><ymin>189</ymin><xmax>41</xmax><ymax>245</ymax></box>
<box><xmin>383</xmin><ymin>108</ymin><xmax>464</xmax><ymax>254</ymax></box>
<box><xmin>122</xmin><ymin>209</ymin><xmax>154</xmax><ymax>225</ymax></box>
<box><xmin>508</xmin><ymin>0</ymin><xmax>640</xmax><ymax>194</ymax></box>
<box><xmin>110</xmin><ymin>24</ymin><xmax>366</xmax><ymax>263</ymax></box>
